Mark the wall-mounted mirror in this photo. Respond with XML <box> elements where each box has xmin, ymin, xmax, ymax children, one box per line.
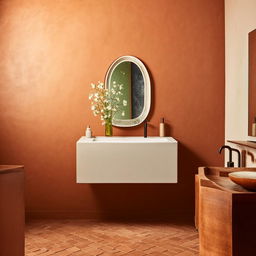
<box><xmin>249</xmin><ymin>29</ymin><xmax>256</xmax><ymax>136</ymax></box>
<box><xmin>105</xmin><ymin>56</ymin><xmax>151</xmax><ymax>127</ymax></box>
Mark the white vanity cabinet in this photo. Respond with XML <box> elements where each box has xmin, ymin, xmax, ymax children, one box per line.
<box><xmin>76</xmin><ymin>136</ymin><xmax>177</xmax><ymax>183</ymax></box>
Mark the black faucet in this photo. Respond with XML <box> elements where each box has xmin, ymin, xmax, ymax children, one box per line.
<box><xmin>219</xmin><ymin>145</ymin><xmax>234</xmax><ymax>167</ymax></box>
<box><xmin>144</xmin><ymin>120</ymin><xmax>148</xmax><ymax>138</ymax></box>
<box><xmin>231</xmin><ymin>148</ymin><xmax>241</xmax><ymax>167</ymax></box>
<box><xmin>219</xmin><ymin>145</ymin><xmax>241</xmax><ymax>167</ymax></box>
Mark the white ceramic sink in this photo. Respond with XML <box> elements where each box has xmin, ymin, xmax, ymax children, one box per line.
<box><xmin>76</xmin><ymin>136</ymin><xmax>177</xmax><ymax>183</ymax></box>
<box><xmin>85</xmin><ymin>136</ymin><xmax>175</xmax><ymax>143</ymax></box>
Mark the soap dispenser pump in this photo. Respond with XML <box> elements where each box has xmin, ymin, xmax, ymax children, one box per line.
<box><xmin>86</xmin><ymin>125</ymin><xmax>92</xmax><ymax>138</ymax></box>
<box><xmin>252</xmin><ymin>117</ymin><xmax>256</xmax><ymax>136</ymax></box>
<box><xmin>159</xmin><ymin>118</ymin><xmax>165</xmax><ymax>137</ymax></box>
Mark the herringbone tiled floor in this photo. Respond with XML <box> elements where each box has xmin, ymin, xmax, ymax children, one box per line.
<box><xmin>25</xmin><ymin>220</ymin><xmax>199</xmax><ymax>256</ymax></box>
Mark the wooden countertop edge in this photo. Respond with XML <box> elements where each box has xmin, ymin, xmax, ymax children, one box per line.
<box><xmin>0</xmin><ymin>165</ymin><xmax>24</xmax><ymax>174</ymax></box>
<box><xmin>228</xmin><ymin>140</ymin><xmax>256</xmax><ymax>149</ymax></box>
<box><xmin>198</xmin><ymin>167</ymin><xmax>256</xmax><ymax>194</ymax></box>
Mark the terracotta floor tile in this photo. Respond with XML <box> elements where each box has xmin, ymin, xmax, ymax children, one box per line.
<box><xmin>25</xmin><ymin>220</ymin><xmax>199</xmax><ymax>256</ymax></box>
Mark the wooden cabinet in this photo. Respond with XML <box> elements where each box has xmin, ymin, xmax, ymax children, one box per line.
<box><xmin>196</xmin><ymin>167</ymin><xmax>256</xmax><ymax>256</ymax></box>
<box><xmin>0</xmin><ymin>165</ymin><xmax>25</xmax><ymax>256</ymax></box>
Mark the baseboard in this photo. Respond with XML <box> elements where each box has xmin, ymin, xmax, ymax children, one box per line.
<box><xmin>26</xmin><ymin>211</ymin><xmax>99</xmax><ymax>220</ymax></box>
<box><xmin>26</xmin><ymin>210</ymin><xmax>194</xmax><ymax>223</ymax></box>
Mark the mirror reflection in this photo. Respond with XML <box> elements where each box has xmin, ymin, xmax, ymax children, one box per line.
<box><xmin>249</xmin><ymin>29</ymin><xmax>256</xmax><ymax>136</ymax></box>
<box><xmin>109</xmin><ymin>61</ymin><xmax>144</xmax><ymax>120</ymax></box>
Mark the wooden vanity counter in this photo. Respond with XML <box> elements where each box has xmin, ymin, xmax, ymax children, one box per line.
<box><xmin>0</xmin><ymin>165</ymin><xmax>25</xmax><ymax>256</ymax></box>
<box><xmin>196</xmin><ymin>167</ymin><xmax>256</xmax><ymax>256</ymax></box>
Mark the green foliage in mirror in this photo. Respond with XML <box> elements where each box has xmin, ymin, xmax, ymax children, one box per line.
<box><xmin>110</xmin><ymin>62</ymin><xmax>131</xmax><ymax>120</ymax></box>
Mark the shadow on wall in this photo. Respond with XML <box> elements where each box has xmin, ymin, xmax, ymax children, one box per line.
<box><xmin>88</xmin><ymin>143</ymin><xmax>210</xmax><ymax>221</ymax></box>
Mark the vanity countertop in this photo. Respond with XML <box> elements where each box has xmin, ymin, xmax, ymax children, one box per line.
<box><xmin>227</xmin><ymin>140</ymin><xmax>256</xmax><ymax>149</ymax></box>
<box><xmin>0</xmin><ymin>165</ymin><xmax>24</xmax><ymax>174</ymax></box>
<box><xmin>78</xmin><ymin>136</ymin><xmax>177</xmax><ymax>144</ymax></box>
<box><xmin>198</xmin><ymin>167</ymin><xmax>256</xmax><ymax>193</ymax></box>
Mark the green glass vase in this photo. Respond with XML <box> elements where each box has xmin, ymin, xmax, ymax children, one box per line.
<box><xmin>105</xmin><ymin>120</ymin><xmax>113</xmax><ymax>136</ymax></box>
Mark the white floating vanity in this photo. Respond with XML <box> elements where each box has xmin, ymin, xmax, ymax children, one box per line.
<box><xmin>76</xmin><ymin>136</ymin><xmax>177</xmax><ymax>183</ymax></box>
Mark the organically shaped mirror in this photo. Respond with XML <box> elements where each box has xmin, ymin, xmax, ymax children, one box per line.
<box><xmin>249</xmin><ymin>29</ymin><xmax>256</xmax><ymax>136</ymax></box>
<box><xmin>105</xmin><ymin>56</ymin><xmax>151</xmax><ymax>127</ymax></box>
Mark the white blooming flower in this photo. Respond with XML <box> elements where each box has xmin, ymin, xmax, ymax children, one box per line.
<box><xmin>89</xmin><ymin>80</ymin><xmax>127</xmax><ymax>124</ymax></box>
<box><xmin>97</xmin><ymin>82</ymin><xmax>104</xmax><ymax>89</ymax></box>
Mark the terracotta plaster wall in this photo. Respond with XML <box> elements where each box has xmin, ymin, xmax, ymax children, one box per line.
<box><xmin>0</xmin><ymin>0</ymin><xmax>224</xmax><ymax>219</ymax></box>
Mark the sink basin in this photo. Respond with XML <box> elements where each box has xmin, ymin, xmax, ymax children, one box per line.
<box><xmin>229</xmin><ymin>171</ymin><xmax>256</xmax><ymax>191</ymax></box>
<box><xmin>76</xmin><ymin>136</ymin><xmax>177</xmax><ymax>183</ymax></box>
<box><xmin>82</xmin><ymin>136</ymin><xmax>175</xmax><ymax>143</ymax></box>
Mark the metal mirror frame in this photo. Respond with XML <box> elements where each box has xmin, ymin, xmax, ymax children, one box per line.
<box><xmin>105</xmin><ymin>56</ymin><xmax>151</xmax><ymax>127</ymax></box>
